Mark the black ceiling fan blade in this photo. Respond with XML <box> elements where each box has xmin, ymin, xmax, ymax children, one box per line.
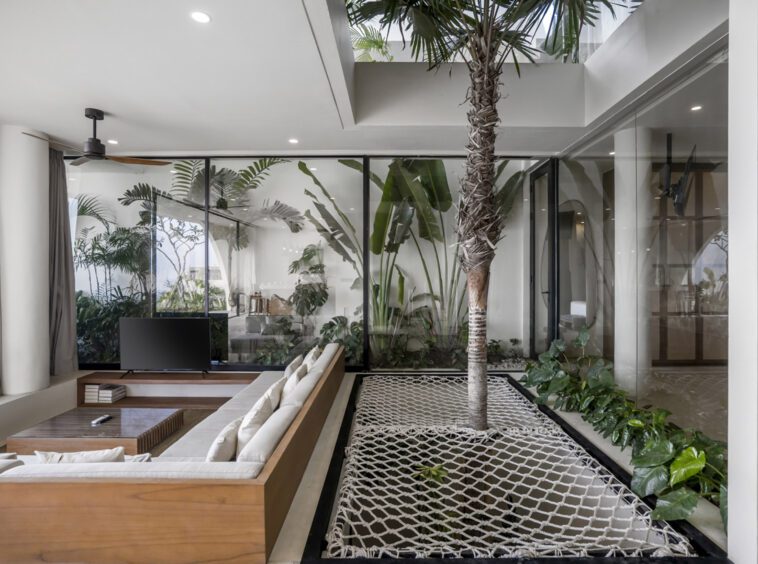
<box><xmin>69</xmin><ymin>156</ymin><xmax>91</xmax><ymax>166</ymax></box>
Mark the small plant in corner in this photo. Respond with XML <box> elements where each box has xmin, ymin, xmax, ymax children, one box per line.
<box><xmin>521</xmin><ymin>327</ymin><xmax>727</xmax><ymax>529</ymax></box>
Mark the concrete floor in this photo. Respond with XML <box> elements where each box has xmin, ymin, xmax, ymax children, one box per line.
<box><xmin>269</xmin><ymin>373</ymin><xmax>355</xmax><ymax>564</ymax></box>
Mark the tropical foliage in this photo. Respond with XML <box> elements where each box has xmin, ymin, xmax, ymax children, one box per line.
<box><xmin>351</xmin><ymin>23</ymin><xmax>394</xmax><ymax>62</ymax></box>
<box><xmin>300</xmin><ymin>157</ymin><xmax>524</xmax><ymax>368</ymax></box>
<box><xmin>521</xmin><ymin>328</ymin><xmax>727</xmax><ymax>527</ymax></box>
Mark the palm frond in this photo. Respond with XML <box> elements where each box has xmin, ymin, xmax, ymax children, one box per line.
<box><xmin>248</xmin><ymin>199</ymin><xmax>305</xmax><ymax>233</ymax></box>
<box><xmin>233</xmin><ymin>157</ymin><xmax>289</xmax><ymax>192</ymax></box>
<box><xmin>76</xmin><ymin>194</ymin><xmax>112</xmax><ymax>227</ymax></box>
<box><xmin>171</xmin><ymin>159</ymin><xmax>203</xmax><ymax>199</ymax></box>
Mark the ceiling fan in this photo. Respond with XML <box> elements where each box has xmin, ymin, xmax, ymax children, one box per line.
<box><xmin>22</xmin><ymin>108</ymin><xmax>170</xmax><ymax>167</ymax></box>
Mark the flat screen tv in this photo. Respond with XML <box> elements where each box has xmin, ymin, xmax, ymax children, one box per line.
<box><xmin>119</xmin><ymin>317</ymin><xmax>211</xmax><ymax>371</ymax></box>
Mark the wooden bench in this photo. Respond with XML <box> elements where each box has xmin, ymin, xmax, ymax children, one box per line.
<box><xmin>0</xmin><ymin>347</ymin><xmax>345</xmax><ymax>563</ymax></box>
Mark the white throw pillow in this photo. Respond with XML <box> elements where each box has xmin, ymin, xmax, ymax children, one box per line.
<box><xmin>284</xmin><ymin>355</ymin><xmax>304</xmax><ymax>378</ymax></box>
<box><xmin>206</xmin><ymin>417</ymin><xmax>243</xmax><ymax>462</ymax></box>
<box><xmin>302</xmin><ymin>346</ymin><xmax>322</xmax><ymax>369</ymax></box>
<box><xmin>237</xmin><ymin>405</ymin><xmax>301</xmax><ymax>464</ymax></box>
<box><xmin>125</xmin><ymin>453</ymin><xmax>152</xmax><ymax>462</ymax></box>
<box><xmin>263</xmin><ymin>375</ymin><xmax>287</xmax><ymax>411</ymax></box>
<box><xmin>236</xmin><ymin>396</ymin><xmax>274</xmax><ymax>456</ymax></box>
<box><xmin>281</xmin><ymin>364</ymin><xmax>308</xmax><ymax>405</ymax></box>
<box><xmin>0</xmin><ymin>452</ymin><xmax>17</xmax><ymax>460</ymax></box>
<box><xmin>35</xmin><ymin>446</ymin><xmax>125</xmax><ymax>463</ymax></box>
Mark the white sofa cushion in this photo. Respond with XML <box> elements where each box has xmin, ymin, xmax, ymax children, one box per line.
<box><xmin>0</xmin><ymin>460</ymin><xmax>23</xmax><ymax>474</ymax></box>
<box><xmin>281</xmin><ymin>363</ymin><xmax>308</xmax><ymax>405</ymax></box>
<box><xmin>125</xmin><ymin>453</ymin><xmax>152</xmax><ymax>462</ymax></box>
<box><xmin>0</xmin><ymin>452</ymin><xmax>17</xmax><ymax>460</ymax></box>
<box><xmin>284</xmin><ymin>355</ymin><xmax>304</xmax><ymax>378</ymax></box>
<box><xmin>307</xmin><ymin>342</ymin><xmax>340</xmax><ymax>374</ymax></box>
<box><xmin>0</xmin><ymin>461</ymin><xmax>265</xmax><ymax>480</ymax></box>
<box><xmin>35</xmin><ymin>446</ymin><xmax>125</xmax><ymax>463</ymax></box>
<box><xmin>236</xmin><ymin>396</ymin><xmax>275</xmax><ymax>457</ymax></box>
<box><xmin>281</xmin><ymin>368</ymin><xmax>324</xmax><ymax>408</ymax></box>
<box><xmin>237</xmin><ymin>405</ymin><xmax>301</xmax><ymax>464</ymax></box>
<box><xmin>302</xmin><ymin>346</ymin><xmax>321</xmax><ymax>369</ymax></box>
<box><xmin>206</xmin><ymin>416</ymin><xmax>243</xmax><ymax>462</ymax></box>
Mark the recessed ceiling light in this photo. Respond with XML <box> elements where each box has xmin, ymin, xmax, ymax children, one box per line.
<box><xmin>190</xmin><ymin>11</ymin><xmax>211</xmax><ymax>23</ymax></box>
<box><xmin>691</xmin><ymin>105</ymin><xmax>703</xmax><ymax>112</ymax></box>
<box><xmin>68</xmin><ymin>177</ymin><xmax>76</xmax><ymax>181</ymax></box>
<box><xmin>309</xmin><ymin>167</ymin><xmax>317</xmax><ymax>171</ymax></box>
<box><xmin>107</xmin><ymin>139</ymin><xmax>118</xmax><ymax>145</ymax></box>
<box><xmin>609</xmin><ymin>151</ymin><xmax>615</xmax><ymax>156</ymax></box>
<box><xmin>170</xmin><ymin>169</ymin><xmax>177</xmax><ymax>174</ymax></box>
<box><xmin>288</xmin><ymin>138</ymin><xmax>299</xmax><ymax>144</ymax></box>
<box><xmin>349</xmin><ymin>207</ymin><xmax>356</xmax><ymax>211</ymax></box>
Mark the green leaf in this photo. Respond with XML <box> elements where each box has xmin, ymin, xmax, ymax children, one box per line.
<box><xmin>405</xmin><ymin>159</ymin><xmax>452</xmax><ymax>212</ymax></box>
<box><xmin>631</xmin><ymin>465</ymin><xmax>669</xmax><ymax>497</ymax></box>
<box><xmin>627</xmin><ymin>419</ymin><xmax>645</xmax><ymax>428</ymax></box>
<box><xmin>547</xmin><ymin>371</ymin><xmax>570</xmax><ymax>395</ymax></box>
<box><xmin>631</xmin><ymin>439</ymin><xmax>675</xmax><ymax>468</ymax></box>
<box><xmin>384</xmin><ymin>201</ymin><xmax>414</xmax><ymax>253</ymax></box>
<box><xmin>574</xmin><ymin>326</ymin><xmax>590</xmax><ymax>349</ymax></box>
<box><xmin>339</xmin><ymin>158</ymin><xmax>383</xmax><ymax>190</ymax></box>
<box><xmin>669</xmin><ymin>447</ymin><xmax>706</xmax><ymax>487</ymax></box>
<box><xmin>369</xmin><ymin>172</ymin><xmax>401</xmax><ymax>255</ymax></box>
<box><xmin>651</xmin><ymin>488</ymin><xmax>699</xmax><ymax>521</ymax></box>
<box><xmin>303</xmin><ymin>210</ymin><xmax>358</xmax><ymax>272</ymax></box>
<box><xmin>391</xmin><ymin>161</ymin><xmax>443</xmax><ymax>242</ymax></box>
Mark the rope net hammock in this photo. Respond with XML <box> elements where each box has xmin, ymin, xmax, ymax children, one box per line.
<box><xmin>325</xmin><ymin>374</ymin><xmax>696</xmax><ymax>559</ymax></box>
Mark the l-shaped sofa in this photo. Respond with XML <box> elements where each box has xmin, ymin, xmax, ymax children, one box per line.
<box><xmin>0</xmin><ymin>343</ymin><xmax>346</xmax><ymax>563</ymax></box>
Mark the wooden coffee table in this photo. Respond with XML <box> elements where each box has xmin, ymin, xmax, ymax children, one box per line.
<box><xmin>6</xmin><ymin>407</ymin><xmax>183</xmax><ymax>455</ymax></box>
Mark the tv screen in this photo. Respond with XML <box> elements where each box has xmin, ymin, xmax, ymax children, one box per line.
<box><xmin>119</xmin><ymin>317</ymin><xmax>211</xmax><ymax>371</ymax></box>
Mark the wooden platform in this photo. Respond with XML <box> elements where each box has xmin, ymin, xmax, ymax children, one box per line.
<box><xmin>77</xmin><ymin>371</ymin><xmax>258</xmax><ymax>409</ymax></box>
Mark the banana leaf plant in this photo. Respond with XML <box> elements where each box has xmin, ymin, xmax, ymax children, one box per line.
<box><xmin>299</xmin><ymin>158</ymin><xmax>524</xmax><ymax>364</ymax></box>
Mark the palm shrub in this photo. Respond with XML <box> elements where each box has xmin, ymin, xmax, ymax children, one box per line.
<box><xmin>347</xmin><ymin>0</ymin><xmax>613</xmax><ymax>429</ymax></box>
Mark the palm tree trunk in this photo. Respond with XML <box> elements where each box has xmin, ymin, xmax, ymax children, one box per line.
<box><xmin>467</xmin><ymin>265</ymin><xmax>490</xmax><ymax>430</ymax></box>
<box><xmin>458</xmin><ymin>51</ymin><xmax>501</xmax><ymax>431</ymax></box>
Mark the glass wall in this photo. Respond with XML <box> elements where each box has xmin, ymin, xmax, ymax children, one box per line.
<box><xmin>367</xmin><ymin>157</ymin><xmax>529</xmax><ymax>369</ymax></box>
<box><xmin>68</xmin><ymin>159</ymin><xmax>187</xmax><ymax>364</ymax></box>
<box><xmin>68</xmin><ymin>156</ymin><xmax>529</xmax><ymax>370</ymax></box>
<box><xmin>556</xmin><ymin>52</ymin><xmax>728</xmax><ymax>441</ymax></box>
<box><xmin>207</xmin><ymin>158</ymin><xmax>364</xmax><ymax>367</ymax></box>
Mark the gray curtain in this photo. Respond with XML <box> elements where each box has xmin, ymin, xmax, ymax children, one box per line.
<box><xmin>49</xmin><ymin>149</ymin><xmax>78</xmax><ymax>375</ymax></box>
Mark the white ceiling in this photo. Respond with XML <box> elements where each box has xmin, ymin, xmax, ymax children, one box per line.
<box><xmin>0</xmin><ymin>0</ymin><xmax>726</xmax><ymax>157</ymax></box>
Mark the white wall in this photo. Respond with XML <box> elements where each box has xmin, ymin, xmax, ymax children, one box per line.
<box><xmin>0</xmin><ymin>125</ymin><xmax>50</xmax><ymax>395</ymax></box>
<box><xmin>727</xmin><ymin>0</ymin><xmax>758</xmax><ymax>561</ymax></box>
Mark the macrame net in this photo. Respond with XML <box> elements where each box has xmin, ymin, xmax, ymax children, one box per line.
<box><xmin>324</xmin><ymin>374</ymin><xmax>696</xmax><ymax>559</ymax></box>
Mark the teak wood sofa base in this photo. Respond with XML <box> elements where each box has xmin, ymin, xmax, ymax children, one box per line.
<box><xmin>0</xmin><ymin>347</ymin><xmax>345</xmax><ymax>563</ymax></box>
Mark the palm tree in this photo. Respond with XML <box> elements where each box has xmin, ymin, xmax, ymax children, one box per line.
<box><xmin>347</xmin><ymin>0</ymin><xmax>613</xmax><ymax>430</ymax></box>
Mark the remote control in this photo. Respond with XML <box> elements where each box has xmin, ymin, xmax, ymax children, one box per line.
<box><xmin>91</xmin><ymin>414</ymin><xmax>112</xmax><ymax>427</ymax></box>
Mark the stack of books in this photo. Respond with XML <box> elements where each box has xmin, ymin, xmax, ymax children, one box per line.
<box><xmin>84</xmin><ymin>384</ymin><xmax>127</xmax><ymax>404</ymax></box>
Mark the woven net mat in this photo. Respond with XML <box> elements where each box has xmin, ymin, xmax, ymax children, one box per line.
<box><xmin>325</xmin><ymin>374</ymin><xmax>696</xmax><ymax>559</ymax></box>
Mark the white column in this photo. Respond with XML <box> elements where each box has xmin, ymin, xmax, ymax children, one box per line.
<box><xmin>728</xmin><ymin>1</ymin><xmax>758</xmax><ymax>561</ymax></box>
<box><xmin>613</xmin><ymin>127</ymin><xmax>653</xmax><ymax>396</ymax></box>
<box><xmin>0</xmin><ymin>125</ymin><xmax>50</xmax><ymax>395</ymax></box>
